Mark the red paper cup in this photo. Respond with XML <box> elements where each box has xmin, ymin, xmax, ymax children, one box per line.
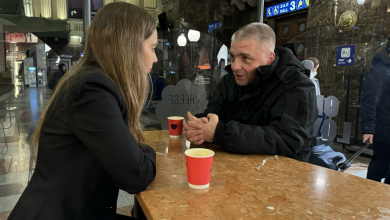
<box><xmin>168</xmin><ymin>116</ymin><xmax>184</xmax><ymax>137</ymax></box>
<box><xmin>185</xmin><ymin>148</ymin><xmax>214</xmax><ymax>189</ymax></box>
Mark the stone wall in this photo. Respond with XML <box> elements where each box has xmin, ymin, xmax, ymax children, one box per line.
<box><xmin>305</xmin><ymin>0</ymin><xmax>390</xmax><ymax>137</ymax></box>
<box><xmin>243</xmin><ymin>0</ymin><xmax>389</xmax><ymax>139</ymax></box>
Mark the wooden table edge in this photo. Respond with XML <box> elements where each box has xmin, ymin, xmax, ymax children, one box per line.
<box><xmin>135</xmin><ymin>193</ymin><xmax>153</xmax><ymax>220</ymax></box>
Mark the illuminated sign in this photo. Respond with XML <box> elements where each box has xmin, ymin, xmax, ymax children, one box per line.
<box><xmin>208</xmin><ymin>21</ymin><xmax>222</xmax><ymax>32</ymax></box>
<box><xmin>5</xmin><ymin>32</ymin><xmax>38</xmax><ymax>43</ymax></box>
<box><xmin>266</xmin><ymin>0</ymin><xmax>309</xmax><ymax>18</ymax></box>
<box><xmin>335</xmin><ymin>45</ymin><xmax>355</xmax><ymax>66</ymax></box>
<box><xmin>60</xmin><ymin>54</ymin><xmax>73</xmax><ymax>58</ymax></box>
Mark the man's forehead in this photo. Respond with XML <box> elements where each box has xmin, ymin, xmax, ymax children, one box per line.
<box><xmin>230</xmin><ymin>39</ymin><xmax>260</xmax><ymax>53</ymax></box>
<box><xmin>231</xmin><ymin>38</ymin><xmax>258</xmax><ymax>46</ymax></box>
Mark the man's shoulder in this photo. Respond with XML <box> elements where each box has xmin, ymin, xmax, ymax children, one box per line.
<box><xmin>218</xmin><ymin>72</ymin><xmax>236</xmax><ymax>88</ymax></box>
<box><xmin>274</xmin><ymin>47</ymin><xmax>310</xmax><ymax>86</ymax></box>
<box><xmin>274</xmin><ymin>66</ymin><xmax>310</xmax><ymax>87</ymax></box>
<box><xmin>54</xmin><ymin>71</ymin><xmax>63</xmax><ymax>76</ymax></box>
<box><xmin>221</xmin><ymin>72</ymin><xmax>235</xmax><ymax>82</ymax></box>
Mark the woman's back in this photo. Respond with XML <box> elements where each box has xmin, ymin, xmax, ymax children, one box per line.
<box><xmin>8</xmin><ymin>72</ymin><xmax>156</xmax><ymax>220</ymax></box>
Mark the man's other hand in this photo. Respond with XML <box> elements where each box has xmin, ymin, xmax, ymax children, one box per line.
<box><xmin>363</xmin><ymin>134</ymin><xmax>374</xmax><ymax>144</ymax></box>
<box><xmin>183</xmin><ymin>112</ymin><xmax>206</xmax><ymax>145</ymax></box>
<box><xmin>203</xmin><ymin>113</ymin><xmax>219</xmax><ymax>143</ymax></box>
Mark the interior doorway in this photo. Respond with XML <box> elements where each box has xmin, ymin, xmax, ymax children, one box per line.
<box><xmin>276</xmin><ymin>13</ymin><xmax>307</xmax><ymax>60</ymax></box>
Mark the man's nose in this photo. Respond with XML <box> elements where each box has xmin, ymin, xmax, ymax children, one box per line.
<box><xmin>231</xmin><ymin>60</ymin><xmax>241</xmax><ymax>71</ymax></box>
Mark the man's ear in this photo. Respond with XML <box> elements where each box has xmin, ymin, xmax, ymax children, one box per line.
<box><xmin>267</xmin><ymin>52</ymin><xmax>276</xmax><ymax>65</ymax></box>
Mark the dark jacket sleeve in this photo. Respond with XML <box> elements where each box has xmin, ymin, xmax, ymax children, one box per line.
<box><xmin>69</xmin><ymin>74</ymin><xmax>156</xmax><ymax>194</ymax></box>
<box><xmin>48</xmin><ymin>72</ymin><xmax>61</xmax><ymax>90</ymax></box>
<box><xmin>360</xmin><ymin>67</ymin><xmax>385</xmax><ymax>135</ymax></box>
<box><xmin>212</xmin><ymin>81</ymin><xmax>317</xmax><ymax>161</ymax></box>
<box><xmin>195</xmin><ymin>76</ymin><xmax>228</xmax><ymax>120</ymax></box>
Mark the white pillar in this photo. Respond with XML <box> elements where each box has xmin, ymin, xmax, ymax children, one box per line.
<box><xmin>41</xmin><ymin>0</ymin><xmax>52</xmax><ymax>18</ymax></box>
<box><xmin>54</xmin><ymin>0</ymin><xmax>67</xmax><ymax>20</ymax></box>
<box><xmin>32</xmin><ymin>0</ymin><xmax>42</xmax><ymax>18</ymax></box>
<box><xmin>24</xmin><ymin>0</ymin><xmax>34</xmax><ymax>17</ymax></box>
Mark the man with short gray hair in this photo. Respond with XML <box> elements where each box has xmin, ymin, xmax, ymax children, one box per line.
<box><xmin>184</xmin><ymin>22</ymin><xmax>318</xmax><ymax>161</ymax></box>
<box><xmin>232</xmin><ymin>22</ymin><xmax>276</xmax><ymax>51</ymax></box>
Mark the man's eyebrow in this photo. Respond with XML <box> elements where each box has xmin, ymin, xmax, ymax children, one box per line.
<box><xmin>230</xmin><ymin>52</ymin><xmax>252</xmax><ymax>57</ymax></box>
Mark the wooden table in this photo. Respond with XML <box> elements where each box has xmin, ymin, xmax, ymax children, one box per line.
<box><xmin>135</xmin><ymin>130</ymin><xmax>390</xmax><ymax>219</ymax></box>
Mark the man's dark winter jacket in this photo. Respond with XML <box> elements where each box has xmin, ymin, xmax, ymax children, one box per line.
<box><xmin>196</xmin><ymin>47</ymin><xmax>318</xmax><ymax>161</ymax></box>
<box><xmin>361</xmin><ymin>49</ymin><xmax>390</xmax><ymax>144</ymax></box>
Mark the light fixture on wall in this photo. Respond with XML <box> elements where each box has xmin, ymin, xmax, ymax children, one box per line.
<box><xmin>357</xmin><ymin>0</ymin><xmax>365</xmax><ymax>5</ymax></box>
<box><xmin>188</xmin><ymin>30</ymin><xmax>200</xmax><ymax>42</ymax></box>
<box><xmin>177</xmin><ymin>33</ymin><xmax>187</xmax><ymax>47</ymax></box>
<box><xmin>333</xmin><ymin>0</ymin><xmax>357</xmax><ymax>32</ymax></box>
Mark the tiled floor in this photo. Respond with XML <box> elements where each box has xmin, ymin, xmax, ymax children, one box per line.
<box><xmin>0</xmin><ymin>87</ymin><xmax>373</xmax><ymax>219</ymax></box>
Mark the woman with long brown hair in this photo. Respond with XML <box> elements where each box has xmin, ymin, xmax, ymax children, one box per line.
<box><xmin>9</xmin><ymin>2</ymin><xmax>157</xmax><ymax>220</ymax></box>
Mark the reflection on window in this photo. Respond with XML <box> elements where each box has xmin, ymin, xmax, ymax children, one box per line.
<box><xmin>299</xmin><ymin>23</ymin><xmax>306</xmax><ymax>32</ymax></box>
<box><xmin>283</xmin><ymin>26</ymin><xmax>289</xmax><ymax>34</ymax></box>
<box><xmin>297</xmin><ymin>44</ymin><xmax>304</xmax><ymax>53</ymax></box>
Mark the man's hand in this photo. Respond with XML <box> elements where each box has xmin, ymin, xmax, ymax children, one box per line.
<box><xmin>183</xmin><ymin>112</ymin><xmax>207</xmax><ymax>145</ymax></box>
<box><xmin>202</xmin><ymin>113</ymin><xmax>219</xmax><ymax>143</ymax></box>
<box><xmin>363</xmin><ymin>134</ymin><xmax>373</xmax><ymax>144</ymax></box>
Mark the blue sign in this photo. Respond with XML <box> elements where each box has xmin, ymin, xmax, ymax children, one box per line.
<box><xmin>336</xmin><ymin>45</ymin><xmax>355</xmax><ymax>66</ymax></box>
<box><xmin>208</xmin><ymin>21</ymin><xmax>222</xmax><ymax>32</ymax></box>
<box><xmin>266</xmin><ymin>0</ymin><xmax>310</xmax><ymax>18</ymax></box>
<box><xmin>60</xmin><ymin>54</ymin><xmax>73</xmax><ymax>58</ymax></box>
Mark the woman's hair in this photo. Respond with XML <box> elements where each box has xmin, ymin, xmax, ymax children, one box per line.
<box><xmin>308</xmin><ymin>57</ymin><xmax>320</xmax><ymax>68</ymax></box>
<box><xmin>32</xmin><ymin>2</ymin><xmax>156</xmax><ymax>147</ymax></box>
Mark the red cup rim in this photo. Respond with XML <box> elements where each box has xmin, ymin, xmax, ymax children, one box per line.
<box><xmin>167</xmin><ymin>116</ymin><xmax>184</xmax><ymax>120</ymax></box>
<box><xmin>185</xmin><ymin>148</ymin><xmax>214</xmax><ymax>158</ymax></box>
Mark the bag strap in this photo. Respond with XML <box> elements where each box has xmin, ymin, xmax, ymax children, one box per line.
<box><xmin>337</xmin><ymin>142</ymin><xmax>371</xmax><ymax>172</ymax></box>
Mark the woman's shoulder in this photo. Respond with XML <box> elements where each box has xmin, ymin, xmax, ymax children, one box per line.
<box><xmin>77</xmin><ymin>71</ymin><xmax>114</xmax><ymax>85</ymax></box>
<box><xmin>70</xmin><ymin>71</ymin><xmax>122</xmax><ymax>101</ymax></box>
<box><xmin>73</xmin><ymin>71</ymin><xmax>116</xmax><ymax>90</ymax></box>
